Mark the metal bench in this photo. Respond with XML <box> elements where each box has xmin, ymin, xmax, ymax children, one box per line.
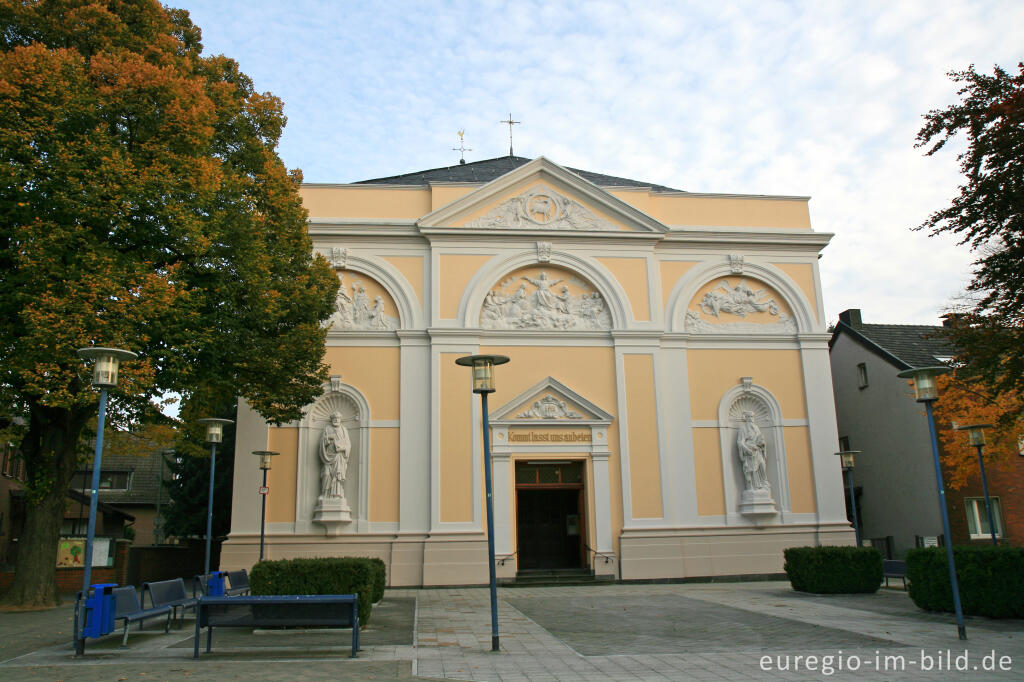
<box><xmin>883</xmin><ymin>559</ymin><xmax>907</xmax><ymax>588</ymax></box>
<box><xmin>225</xmin><ymin>569</ymin><xmax>251</xmax><ymax>596</ymax></box>
<box><xmin>142</xmin><ymin>577</ymin><xmax>198</xmax><ymax>627</ymax></box>
<box><xmin>193</xmin><ymin>594</ymin><xmax>359</xmax><ymax>659</ymax></box>
<box><xmin>112</xmin><ymin>586</ymin><xmax>172</xmax><ymax>647</ymax></box>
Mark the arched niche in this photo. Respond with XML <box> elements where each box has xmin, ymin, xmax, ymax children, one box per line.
<box><xmin>666</xmin><ymin>261</ymin><xmax>815</xmax><ymax>334</ymax></box>
<box><xmin>324</xmin><ymin>254</ymin><xmax>421</xmax><ymax>331</ymax></box>
<box><xmin>458</xmin><ymin>250</ymin><xmax>631</xmax><ymax>329</ymax></box>
<box><xmin>295</xmin><ymin>380</ymin><xmax>371</xmax><ymax>535</ymax></box>
<box><xmin>716</xmin><ymin>378</ymin><xmax>792</xmax><ymax>522</ymax></box>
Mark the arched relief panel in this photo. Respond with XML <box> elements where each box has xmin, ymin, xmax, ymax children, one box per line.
<box><xmin>479</xmin><ymin>264</ymin><xmax>611</xmax><ymax>331</ymax></box>
<box><xmin>320</xmin><ymin>253</ymin><xmax>422</xmax><ymax>331</ymax></box>
<box><xmin>665</xmin><ymin>260</ymin><xmax>815</xmax><ymax>334</ymax></box>
<box><xmin>458</xmin><ymin>250</ymin><xmax>632</xmax><ymax>329</ymax></box>
<box><xmin>295</xmin><ymin>380</ymin><xmax>371</xmax><ymax>534</ymax></box>
<box><xmin>715</xmin><ymin>378</ymin><xmax>792</xmax><ymax>523</ymax></box>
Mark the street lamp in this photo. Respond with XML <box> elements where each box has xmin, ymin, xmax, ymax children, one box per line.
<box><xmin>835</xmin><ymin>450</ymin><xmax>861</xmax><ymax>547</ymax></box>
<box><xmin>955</xmin><ymin>423</ymin><xmax>998</xmax><ymax>546</ymax></box>
<box><xmin>252</xmin><ymin>450</ymin><xmax>279</xmax><ymax>561</ymax></box>
<box><xmin>455</xmin><ymin>353</ymin><xmax>510</xmax><ymax>653</ymax></box>
<box><xmin>197</xmin><ymin>417</ymin><xmax>233</xmax><ymax>593</ymax></box>
<box><xmin>897</xmin><ymin>366</ymin><xmax>966</xmax><ymax>640</ymax></box>
<box><xmin>75</xmin><ymin>346</ymin><xmax>137</xmax><ymax>656</ymax></box>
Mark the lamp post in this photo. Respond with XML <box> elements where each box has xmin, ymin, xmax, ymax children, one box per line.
<box><xmin>897</xmin><ymin>366</ymin><xmax>966</xmax><ymax>640</ymax></box>
<box><xmin>252</xmin><ymin>450</ymin><xmax>279</xmax><ymax>561</ymax></box>
<box><xmin>197</xmin><ymin>418</ymin><xmax>233</xmax><ymax>588</ymax></box>
<box><xmin>75</xmin><ymin>346</ymin><xmax>137</xmax><ymax>656</ymax></box>
<box><xmin>955</xmin><ymin>423</ymin><xmax>998</xmax><ymax>546</ymax></box>
<box><xmin>455</xmin><ymin>353</ymin><xmax>510</xmax><ymax>653</ymax></box>
<box><xmin>835</xmin><ymin>450</ymin><xmax>861</xmax><ymax>547</ymax></box>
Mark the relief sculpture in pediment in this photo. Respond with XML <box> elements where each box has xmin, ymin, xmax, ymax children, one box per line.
<box><xmin>467</xmin><ymin>186</ymin><xmax>617</xmax><ymax>231</ymax></box>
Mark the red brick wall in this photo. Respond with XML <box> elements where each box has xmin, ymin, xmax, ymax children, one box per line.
<box><xmin>0</xmin><ymin>538</ymin><xmax>131</xmax><ymax>594</ymax></box>
<box><xmin>945</xmin><ymin>456</ymin><xmax>1024</xmax><ymax>546</ymax></box>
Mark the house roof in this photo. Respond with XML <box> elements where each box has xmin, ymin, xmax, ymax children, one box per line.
<box><xmin>355</xmin><ymin>155</ymin><xmax>681</xmax><ymax>192</ymax></box>
<box><xmin>831</xmin><ymin>320</ymin><xmax>954</xmax><ymax>370</ymax></box>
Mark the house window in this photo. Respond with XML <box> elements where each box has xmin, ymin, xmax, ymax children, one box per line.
<box><xmin>70</xmin><ymin>470</ymin><xmax>132</xmax><ymax>492</ymax></box>
<box><xmin>856</xmin><ymin>362</ymin><xmax>868</xmax><ymax>389</ymax></box>
<box><xmin>965</xmin><ymin>497</ymin><xmax>1003</xmax><ymax>539</ymax></box>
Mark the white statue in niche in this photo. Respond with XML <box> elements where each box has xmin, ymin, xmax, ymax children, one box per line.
<box><xmin>736</xmin><ymin>411</ymin><xmax>770</xmax><ymax>491</ymax></box>
<box><xmin>319</xmin><ymin>411</ymin><xmax>351</xmax><ymax>501</ymax></box>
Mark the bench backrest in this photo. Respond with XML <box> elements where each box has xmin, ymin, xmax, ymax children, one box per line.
<box><xmin>226</xmin><ymin>569</ymin><xmax>249</xmax><ymax>590</ymax></box>
<box><xmin>144</xmin><ymin>578</ymin><xmax>188</xmax><ymax>607</ymax></box>
<box><xmin>113</xmin><ymin>586</ymin><xmax>142</xmax><ymax>618</ymax></box>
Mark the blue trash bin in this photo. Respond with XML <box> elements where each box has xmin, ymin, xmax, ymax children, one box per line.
<box><xmin>207</xmin><ymin>571</ymin><xmax>226</xmax><ymax>596</ymax></box>
<box><xmin>83</xmin><ymin>583</ymin><xmax>118</xmax><ymax>638</ymax></box>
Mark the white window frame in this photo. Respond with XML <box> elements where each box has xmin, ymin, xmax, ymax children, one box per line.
<box><xmin>856</xmin><ymin>362</ymin><xmax>868</xmax><ymax>389</ymax></box>
<box><xmin>965</xmin><ymin>496</ymin><xmax>1003</xmax><ymax>539</ymax></box>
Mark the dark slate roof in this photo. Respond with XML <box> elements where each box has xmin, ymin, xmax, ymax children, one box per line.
<box><xmin>832</xmin><ymin>321</ymin><xmax>954</xmax><ymax>370</ymax></box>
<box><xmin>354</xmin><ymin>156</ymin><xmax>681</xmax><ymax>192</ymax></box>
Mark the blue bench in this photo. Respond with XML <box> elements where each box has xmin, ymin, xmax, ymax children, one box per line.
<box><xmin>143</xmin><ymin>577</ymin><xmax>198</xmax><ymax>627</ymax></box>
<box><xmin>194</xmin><ymin>594</ymin><xmax>359</xmax><ymax>659</ymax></box>
<box><xmin>883</xmin><ymin>559</ymin><xmax>907</xmax><ymax>588</ymax></box>
<box><xmin>225</xmin><ymin>569</ymin><xmax>251</xmax><ymax>596</ymax></box>
<box><xmin>112</xmin><ymin>586</ymin><xmax>172</xmax><ymax>647</ymax></box>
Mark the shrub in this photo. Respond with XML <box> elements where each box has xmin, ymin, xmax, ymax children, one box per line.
<box><xmin>784</xmin><ymin>546</ymin><xmax>882</xmax><ymax>594</ymax></box>
<box><xmin>249</xmin><ymin>557</ymin><xmax>378</xmax><ymax>625</ymax></box>
<box><xmin>367</xmin><ymin>557</ymin><xmax>386</xmax><ymax>603</ymax></box>
<box><xmin>907</xmin><ymin>546</ymin><xmax>1024</xmax><ymax>618</ymax></box>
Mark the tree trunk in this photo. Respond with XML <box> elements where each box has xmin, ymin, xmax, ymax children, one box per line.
<box><xmin>0</xmin><ymin>404</ymin><xmax>89</xmax><ymax>607</ymax></box>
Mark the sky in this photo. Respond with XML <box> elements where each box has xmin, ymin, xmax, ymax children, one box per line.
<box><xmin>171</xmin><ymin>0</ymin><xmax>1023</xmax><ymax>326</ymax></box>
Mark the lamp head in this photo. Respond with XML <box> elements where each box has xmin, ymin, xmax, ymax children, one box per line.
<box><xmin>955</xmin><ymin>422</ymin><xmax>992</xmax><ymax>447</ymax></box>
<box><xmin>77</xmin><ymin>347</ymin><xmax>137</xmax><ymax>388</ymax></box>
<box><xmin>252</xmin><ymin>450</ymin><xmax>279</xmax><ymax>470</ymax></box>
<box><xmin>835</xmin><ymin>450</ymin><xmax>859</xmax><ymax>470</ymax></box>
<box><xmin>896</xmin><ymin>366</ymin><xmax>948</xmax><ymax>402</ymax></box>
<box><xmin>455</xmin><ymin>354</ymin><xmax>510</xmax><ymax>393</ymax></box>
<box><xmin>197</xmin><ymin>418</ymin><xmax>233</xmax><ymax>444</ymax></box>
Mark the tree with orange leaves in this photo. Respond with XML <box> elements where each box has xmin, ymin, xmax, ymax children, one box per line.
<box><xmin>933</xmin><ymin>374</ymin><xmax>1023</xmax><ymax>490</ymax></box>
<box><xmin>0</xmin><ymin>1</ymin><xmax>337</xmax><ymax>606</ymax></box>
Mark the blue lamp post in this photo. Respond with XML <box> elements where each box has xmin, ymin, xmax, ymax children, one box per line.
<box><xmin>75</xmin><ymin>346</ymin><xmax>137</xmax><ymax>656</ymax></box>
<box><xmin>897</xmin><ymin>365</ymin><xmax>966</xmax><ymax>640</ymax></box>
<box><xmin>455</xmin><ymin>353</ymin><xmax>510</xmax><ymax>653</ymax></box>
<box><xmin>197</xmin><ymin>418</ymin><xmax>233</xmax><ymax>590</ymax></box>
<box><xmin>955</xmin><ymin>423</ymin><xmax>999</xmax><ymax>546</ymax></box>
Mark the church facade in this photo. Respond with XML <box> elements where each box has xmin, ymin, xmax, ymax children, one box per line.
<box><xmin>223</xmin><ymin>156</ymin><xmax>853</xmax><ymax>585</ymax></box>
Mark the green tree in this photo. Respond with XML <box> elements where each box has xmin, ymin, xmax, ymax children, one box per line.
<box><xmin>0</xmin><ymin>0</ymin><xmax>338</xmax><ymax>606</ymax></box>
<box><xmin>916</xmin><ymin>62</ymin><xmax>1024</xmax><ymax>409</ymax></box>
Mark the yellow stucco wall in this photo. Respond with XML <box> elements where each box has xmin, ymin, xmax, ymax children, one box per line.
<box><xmin>301</xmin><ymin>186</ymin><xmax>431</xmax><ymax>220</ymax></box>
<box><xmin>771</xmin><ymin>262</ymin><xmax>818</xmax><ymax>320</ymax></box>
<box><xmin>266</xmin><ymin>427</ymin><xmax>298</xmax><ymax>523</ymax></box>
<box><xmin>441</xmin><ymin>352</ymin><xmax>474</xmax><ymax>522</ymax></box>
<box><xmin>607</xmin><ymin>188</ymin><xmax>651</xmax><ymax>214</ymax></box>
<box><xmin>691</xmin><ymin>428</ymin><xmax>726</xmax><ymax>515</ymax></box>
<box><xmin>440</xmin><ymin>254</ymin><xmax>493</xmax><ymax>319</ymax></box>
<box><xmin>324</xmin><ymin>347</ymin><xmax>400</xmax><ymax>420</ymax></box>
<box><xmin>783</xmin><ymin>427</ymin><xmax>817</xmax><ymax>513</ymax></box>
<box><xmin>624</xmin><ymin>354</ymin><xmax>663</xmax><ymax>518</ymax></box>
<box><xmin>648</xmin><ymin>194</ymin><xmax>811</xmax><ymax>228</ymax></box>
<box><xmin>430</xmin><ymin>185</ymin><xmax>476</xmax><ymax>211</ymax></box>
<box><xmin>659</xmin><ymin>260</ymin><xmax>698</xmax><ymax>311</ymax></box>
<box><xmin>370</xmin><ymin>428</ymin><xmax>400</xmax><ymax>522</ymax></box>
<box><xmin>596</xmin><ymin>257</ymin><xmax>649</xmax><ymax>321</ymax></box>
<box><xmin>687</xmin><ymin>349</ymin><xmax>808</xmax><ymax>420</ymax></box>
<box><xmin>382</xmin><ymin>256</ymin><xmax>424</xmax><ymax>307</ymax></box>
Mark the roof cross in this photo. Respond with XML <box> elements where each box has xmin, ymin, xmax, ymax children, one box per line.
<box><xmin>500</xmin><ymin>113</ymin><xmax>520</xmax><ymax>157</ymax></box>
<box><xmin>452</xmin><ymin>129</ymin><xmax>472</xmax><ymax>165</ymax></box>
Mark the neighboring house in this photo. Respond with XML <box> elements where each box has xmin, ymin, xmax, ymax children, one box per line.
<box><xmin>829</xmin><ymin>308</ymin><xmax>1021</xmax><ymax>557</ymax></box>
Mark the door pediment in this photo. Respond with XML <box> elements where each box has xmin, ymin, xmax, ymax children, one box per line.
<box><xmin>418</xmin><ymin>157</ymin><xmax>666</xmax><ymax>234</ymax></box>
<box><xmin>491</xmin><ymin>376</ymin><xmax>613</xmax><ymax>426</ymax></box>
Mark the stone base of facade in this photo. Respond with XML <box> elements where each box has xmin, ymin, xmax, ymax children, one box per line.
<box><xmin>221</xmin><ymin>523</ymin><xmax>856</xmax><ymax>587</ymax></box>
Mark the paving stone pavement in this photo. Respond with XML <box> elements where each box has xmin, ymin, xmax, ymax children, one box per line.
<box><xmin>1</xmin><ymin>581</ymin><xmax>1022</xmax><ymax>681</ymax></box>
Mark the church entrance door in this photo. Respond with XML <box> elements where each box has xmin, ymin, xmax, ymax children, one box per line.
<box><xmin>515</xmin><ymin>461</ymin><xmax>585</xmax><ymax>570</ymax></box>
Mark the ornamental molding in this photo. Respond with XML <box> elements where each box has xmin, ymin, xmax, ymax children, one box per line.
<box><xmin>516</xmin><ymin>394</ymin><xmax>584</xmax><ymax>420</ymax></box>
<box><xmin>317</xmin><ymin>246</ymin><xmax>348</xmax><ymax>269</ymax></box>
<box><xmin>728</xmin><ymin>254</ymin><xmax>744</xmax><ymax>274</ymax></box>
<box><xmin>466</xmin><ymin>184</ymin><xmax>617</xmax><ymax>231</ymax></box>
<box><xmin>536</xmin><ymin>241</ymin><xmax>552</xmax><ymax>262</ymax></box>
<box><xmin>491</xmin><ymin>376</ymin><xmax>614</xmax><ymax>425</ymax></box>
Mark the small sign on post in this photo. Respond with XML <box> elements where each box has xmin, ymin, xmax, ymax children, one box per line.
<box><xmin>258</xmin><ymin>486</ymin><xmax>269</xmax><ymax>495</ymax></box>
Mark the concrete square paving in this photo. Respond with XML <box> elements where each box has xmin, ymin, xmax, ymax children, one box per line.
<box><xmin>1</xmin><ymin>581</ymin><xmax>1021</xmax><ymax>680</ymax></box>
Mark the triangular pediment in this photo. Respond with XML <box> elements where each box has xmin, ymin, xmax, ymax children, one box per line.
<box><xmin>491</xmin><ymin>376</ymin><xmax>613</xmax><ymax>425</ymax></box>
<box><xmin>418</xmin><ymin>157</ymin><xmax>666</xmax><ymax>233</ymax></box>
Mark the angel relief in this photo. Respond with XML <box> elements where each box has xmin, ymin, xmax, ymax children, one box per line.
<box><xmin>327</xmin><ymin>274</ymin><xmax>398</xmax><ymax>331</ymax></box>
<box><xmin>699</xmin><ymin>279</ymin><xmax>779</xmax><ymax>318</ymax></box>
<box><xmin>480</xmin><ymin>270</ymin><xmax>611</xmax><ymax>330</ymax></box>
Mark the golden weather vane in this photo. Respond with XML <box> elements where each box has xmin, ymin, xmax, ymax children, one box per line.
<box><xmin>453</xmin><ymin>129</ymin><xmax>472</xmax><ymax>165</ymax></box>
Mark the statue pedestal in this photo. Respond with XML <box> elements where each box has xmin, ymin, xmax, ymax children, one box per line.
<box><xmin>738</xmin><ymin>487</ymin><xmax>777</xmax><ymax>517</ymax></box>
<box><xmin>314</xmin><ymin>496</ymin><xmax>352</xmax><ymax>536</ymax></box>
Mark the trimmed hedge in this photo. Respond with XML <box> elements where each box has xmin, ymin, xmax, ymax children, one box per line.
<box><xmin>367</xmin><ymin>557</ymin><xmax>386</xmax><ymax>603</ymax></box>
<box><xmin>907</xmin><ymin>546</ymin><xmax>1024</xmax><ymax>619</ymax></box>
<box><xmin>784</xmin><ymin>546</ymin><xmax>882</xmax><ymax>594</ymax></box>
<box><xmin>249</xmin><ymin>557</ymin><xmax>379</xmax><ymax>625</ymax></box>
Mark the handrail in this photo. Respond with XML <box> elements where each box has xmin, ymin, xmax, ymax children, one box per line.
<box><xmin>496</xmin><ymin>551</ymin><xmax>518</xmax><ymax>566</ymax></box>
<box><xmin>584</xmin><ymin>545</ymin><xmax>616</xmax><ymax>564</ymax></box>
